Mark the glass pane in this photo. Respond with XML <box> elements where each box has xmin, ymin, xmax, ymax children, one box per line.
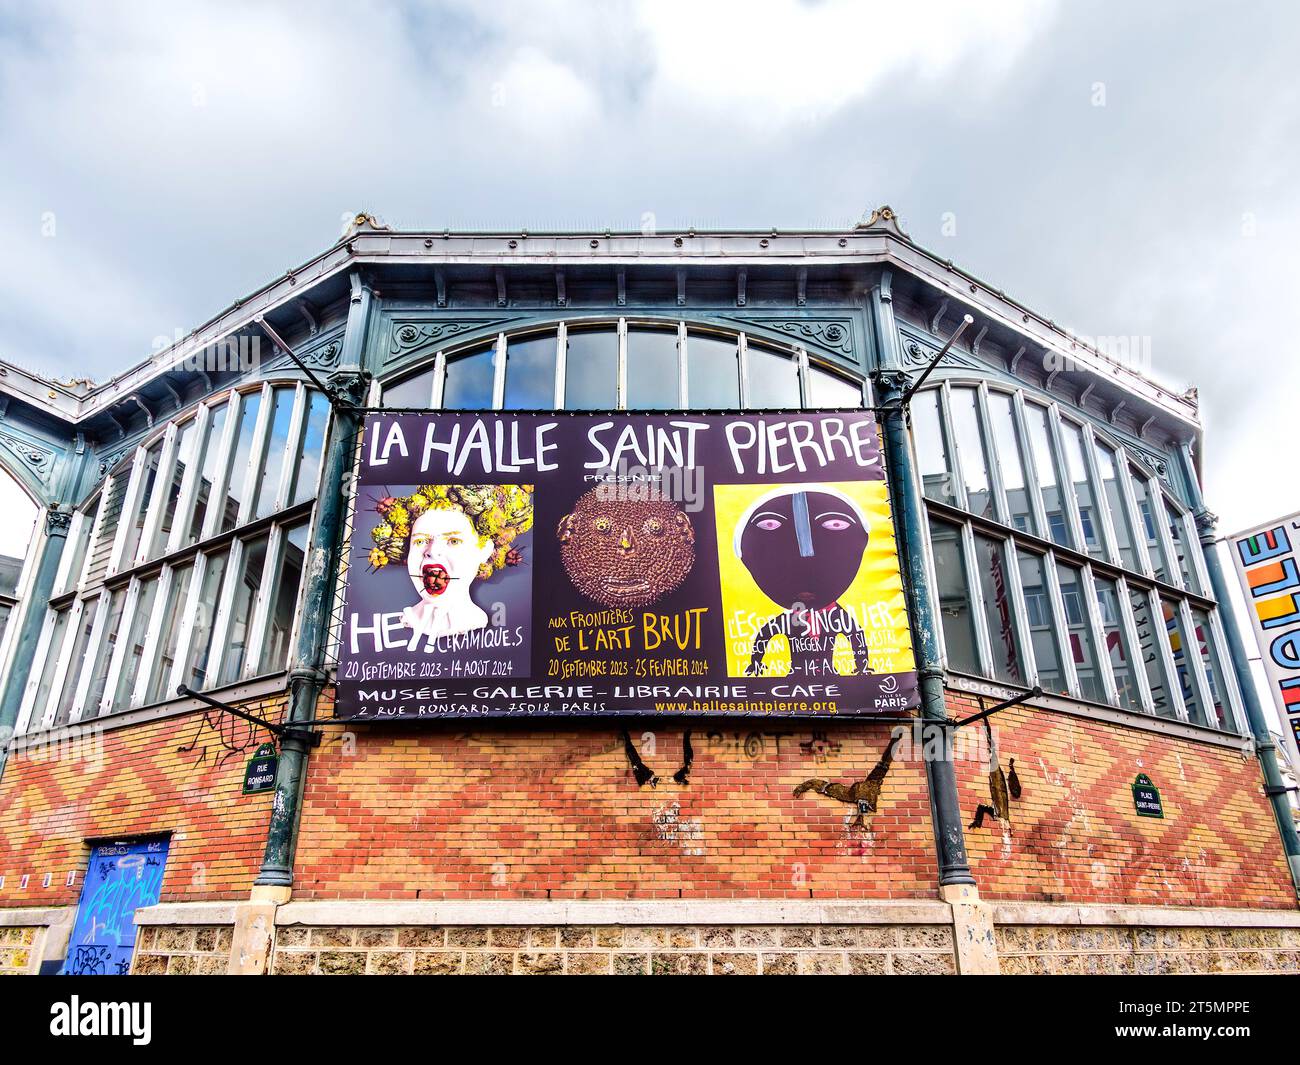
<box><xmin>442</xmin><ymin>346</ymin><xmax>496</xmax><ymax>410</ymax></box>
<box><xmin>31</xmin><ymin>608</ymin><xmax>72</xmax><ymax>726</ymax></box>
<box><xmin>381</xmin><ymin>369</ymin><xmax>435</xmax><ymax>408</ymax></box>
<box><xmin>913</xmin><ymin>390</ymin><xmax>956</xmax><ymax>506</ymax></box>
<box><xmin>253</xmin><ymin>386</ymin><xmax>296</xmax><ymax>520</ymax></box>
<box><xmin>0</xmin><ymin>604</ymin><xmax>10</xmax><ymax>649</ymax></box>
<box><xmin>806</xmin><ymin>366</ymin><xmax>862</xmax><ymax>408</ymax></box>
<box><xmin>83</xmin><ymin>589</ymin><xmax>126</xmax><ymax>714</ymax></box>
<box><xmin>145</xmin><ymin>564</ymin><xmax>194</xmax><ymax>704</ymax></box>
<box><xmin>1094</xmin><ymin>442</ymin><xmax>1138</xmax><ymax>569</ymax></box>
<box><xmin>120</xmin><ymin>442</ymin><xmax>163</xmax><ymax>565</ymax></box>
<box><xmin>1162</xmin><ymin>597</ymin><xmax>1204</xmax><ymax>725</ymax></box>
<box><xmin>152</xmin><ymin>420</ymin><xmax>198</xmax><ymax>557</ymax></box>
<box><xmin>973</xmin><ymin>534</ymin><xmax>1025</xmax><ymax>683</ymax></box>
<box><xmin>564</xmin><ymin>330</ymin><xmax>618</xmax><ymax>410</ymax></box>
<box><xmin>1061</xmin><ymin>422</ymin><xmax>1103</xmax><ymax>557</ymax></box>
<box><xmin>1129</xmin><ymin>587</ymin><xmax>1175</xmax><ymax>717</ymax></box>
<box><xmin>1018</xmin><ymin>550</ymin><xmax>1065</xmax><ymax>694</ymax></box>
<box><xmin>186</xmin><ymin>402</ymin><xmax>229</xmax><ymax>546</ymax></box>
<box><xmin>1025</xmin><ymin>404</ymin><xmax>1069</xmax><ymax>546</ymax></box>
<box><xmin>220</xmin><ymin>391</ymin><xmax>263</xmax><ymax>532</ymax></box>
<box><xmin>746</xmin><ymin>344</ymin><xmax>800</xmax><ymax>409</ymax></box>
<box><xmin>949</xmin><ymin>388</ymin><xmax>994</xmax><ymax>518</ymax></box>
<box><xmin>113</xmin><ymin>576</ymin><xmax>160</xmax><ymax>709</ymax></box>
<box><xmin>218</xmin><ymin>534</ymin><xmax>270</xmax><ymax>685</ymax></box>
<box><xmin>1190</xmin><ymin>609</ymin><xmax>1230</xmax><ymax>730</ymax></box>
<box><xmin>1056</xmin><ymin>562</ymin><xmax>1104</xmax><ymax>702</ymax></box>
<box><xmin>1094</xmin><ymin>576</ymin><xmax>1142</xmax><ymax>711</ymax></box>
<box><xmin>259</xmin><ymin>522</ymin><xmax>309</xmax><ymax>674</ymax></box>
<box><xmin>1165</xmin><ymin>503</ymin><xmax>1199</xmax><ymax>592</ymax></box>
<box><xmin>687</xmin><ymin>332</ymin><xmax>740</xmax><ymax>409</ymax></box>
<box><xmin>987</xmin><ymin>393</ymin><xmax>1033</xmax><ymax>534</ymax></box>
<box><xmin>290</xmin><ymin>392</ymin><xmax>331</xmax><ymax>506</ymax></box>
<box><xmin>59</xmin><ymin>520</ymin><xmax>91</xmax><ymax>594</ymax></box>
<box><xmin>53</xmin><ymin>598</ymin><xmax>101</xmax><ymax>726</ymax></box>
<box><xmin>502</xmin><ymin>332</ymin><xmax>557</xmax><ymax>409</ymax></box>
<box><xmin>1130</xmin><ymin>471</ymin><xmax>1169</xmax><ymax>581</ymax></box>
<box><xmin>625</xmin><ymin>328</ymin><xmax>680</xmax><ymax>410</ymax></box>
<box><xmin>185</xmin><ymin>551</ymin><xmax>230</xmax><ymax>690</ymax></box>
<box><xmin>929</xmin><ymin>519</ymin><xmax>978</xmax><ymax>673</ymax></box>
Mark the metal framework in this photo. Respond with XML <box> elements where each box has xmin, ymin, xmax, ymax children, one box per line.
<box><xmin>914</xmin><ymin>375</ymin><xmax>1246</xmax><ymax>735</ymax></box>
<box><xmin>14</xmin><ymin>378</ymin><xmax>329</xmax><ymax>734</ymax></box>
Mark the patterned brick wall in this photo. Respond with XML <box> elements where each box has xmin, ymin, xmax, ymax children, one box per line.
<box><xmin>950</xmin><ymin>693</ymin><xmax>1295</xmax><ymax>909</ymax></box>
<box><xmin>4</xmin><ymin>685</ymin><xmax>1292</xmax><ymax>915</ymax></box>
<box><xmin>0</xmin><ymin>695</ymin><xmax>286</xmax><ymax>907</ymax></box>
<box><xmin>294</xmin><ymin>698</ymin><xmax>938</xmax><ymax>901</ymax></box>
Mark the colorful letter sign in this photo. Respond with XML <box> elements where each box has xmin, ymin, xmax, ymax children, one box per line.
<box><xmin>333</xmin><ymin>412</ymin><xmax>918</xmax><ymax>720</ymax></box>
<box><xmin>1229</xmin><ymin>511</ymin><xmax>1300</xmax><ymax>766</ymax></box>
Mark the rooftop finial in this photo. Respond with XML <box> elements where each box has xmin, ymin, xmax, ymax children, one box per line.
<box><xmin>857</xmin><ymin>205</ymin><xmax>907</xmax><ymax>236</ymax></box>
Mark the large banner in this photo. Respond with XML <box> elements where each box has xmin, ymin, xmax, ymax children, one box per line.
<box><xmin>334</xmin><ymin>412</ymin><xmax>918</xmax><ymax>720</ymax></box>
<box><xmin>1229</xmin><ymin>511</ymin><xmax>1300</xmax><ymax>766</ymax></box>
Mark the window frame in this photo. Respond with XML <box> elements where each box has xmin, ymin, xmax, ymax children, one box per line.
<box><xmin>378</xmin><ymin>318</ymin><xmax>867</xmax><ymax>412</ymax></box>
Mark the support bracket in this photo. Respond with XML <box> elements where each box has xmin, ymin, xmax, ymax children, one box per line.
<box><xmin>177</xmin><ymin>685</ymin><xmax>323</xmax><ymax>746</ymax></box>
<box><xmin>951</xmin><ymin>686</ymin><xmax>1042</xmax><ymax>729</ymax></box>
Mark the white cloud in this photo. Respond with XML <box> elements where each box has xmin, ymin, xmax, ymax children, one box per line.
<box><xmin>0</xmin><ymin>470</ymin><xmax>38</xmax><ymax>559</ymax></box>
<box><xmin>634</xmin><ymin>0</ymin><xmax>1055</xmax><ymax>122</ymax></box>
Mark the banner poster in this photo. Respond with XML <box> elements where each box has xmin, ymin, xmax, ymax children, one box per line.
<box><xmin>333</xmin><ymin>411</ymin><xmax>919</xmax><ymax>720</ymax></box>
<box><xmin>1228</xmin><ymin>511</ymin><xmax>1300</xmax><ymax>766</ymax></box>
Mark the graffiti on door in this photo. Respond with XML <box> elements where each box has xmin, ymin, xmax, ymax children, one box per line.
<box><xmin>63</xmin><ymin>837</ymin><xmax>170</xmax><ymax>976</ymax></box>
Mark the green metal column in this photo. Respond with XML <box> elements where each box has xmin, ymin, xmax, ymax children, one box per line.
<box><xmin>1176</xmin><ymin>442</ymin><xmax>1300</xmax><ymax>894</ymax></box>
<box><xmin>256</xmin><ymin>277</ymin><xmax>372</xmax><ymax>889</ymax></box>
<box><xmin>0</xmin><ymin>507</ymin><xmax>70</xmax><ymax>737</ymax></box>
<box><xmin>869</xmin><ymin>276</ymin><xmax>975</xmax><ymax>887</ymax></box>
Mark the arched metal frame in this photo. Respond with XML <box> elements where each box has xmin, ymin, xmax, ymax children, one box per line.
<box><xmin>377</xmin><ymin>317</ymin><xmax>869</xmax><ymax>411</ymax></box>
<box><xmin>911</xmin><ymin>375</ymin><xmax>1246</xmax><ymax>735</ymax></box>
<box><xmin>15</xmin><ymin>379</ymin><xmax>331</xmax><ymax>736</ymax></box>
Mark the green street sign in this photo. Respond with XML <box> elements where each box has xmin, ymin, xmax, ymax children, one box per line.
<box><xmin>1132</xmin><ymin>773</ymin><xmax>1163</xmax><ymax>818</ymax></box>
<box><xmin>242</xmin><ymin>743</ymin><xmax>279</xmax><ymax>795</ymax></box>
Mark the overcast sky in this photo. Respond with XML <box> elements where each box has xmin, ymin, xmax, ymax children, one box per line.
<box><xmin>0</xmin><ymin>0</ymin><xmax>1297</xmax><ymax>538</ymax></box>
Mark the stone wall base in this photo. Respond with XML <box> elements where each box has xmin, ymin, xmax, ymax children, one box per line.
<box><xmin>6</xmin><ymin>899</ymin><xmax>1299</xmax><ymax>975</ymax></box>
<box><xmin>0</xmin><ymin>907</ymin><xmax>73</xmax><ymax>975</ymax></box>
<box><xmin>271</xmin><ymin>922</ymin><xmax>956</xmax><ymax>975</ymax></box>
<box><xmin>993</xmin><ymin>904</ymin><xmax>1300</xmax><ymax>974</ymax></box>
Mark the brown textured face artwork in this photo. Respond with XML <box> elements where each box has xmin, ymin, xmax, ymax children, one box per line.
<box><xmin>558</xmin><ymin>490</ymin><xmax>696</xmax><ymax>607</ymax></box>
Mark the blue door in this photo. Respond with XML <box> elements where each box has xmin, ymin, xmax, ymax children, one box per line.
<box><xmin>63</xmin><ymin>837</ymin><xmax>170</xmax><ymax>976</ymax></box>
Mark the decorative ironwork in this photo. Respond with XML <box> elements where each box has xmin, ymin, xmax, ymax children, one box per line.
<box><xmin>724</xmin><ymin>317</ymin><xmax>854</xmax><ymax>356</ymax></box>
<box><xmin>388</xmin><ymin>320</ymin><xmax>508</xmax><ymax>358</ymax></box>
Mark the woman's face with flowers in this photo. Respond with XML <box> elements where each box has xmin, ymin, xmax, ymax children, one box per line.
<box><xmin>407</xmin><ymin>508</ymin><xmax>492</xmax><ymax>598</ymax></box>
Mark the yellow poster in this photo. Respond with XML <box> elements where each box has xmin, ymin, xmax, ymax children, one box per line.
<box><xmin>712</xmin><ymin>480</ymin><xmax>915</xmax><ymax>680</ymax></box>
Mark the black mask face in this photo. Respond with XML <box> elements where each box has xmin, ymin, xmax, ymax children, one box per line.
<box><xmin>739</xmin><ymin>489</ymin><xmax>869</xmax><ymax>609</ymax></box>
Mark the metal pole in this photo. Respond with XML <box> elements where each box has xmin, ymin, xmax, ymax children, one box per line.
<box><xmin>901</xmin><ymin>315</ymin><xmax>974</xmax><ymax>406</ymax></box>
<box><xmin>254</xmin><ymin>316</ymin><xmax>343</xmax><ymax>405</ymax></box>
<box><xmin>254</xmin><ymin>386</ymin><xmax>362</xmax><ymax>888</ymax></box>
<box><xmin>874</xmin><ymin>368</ymin><xmax>975</xmax><ymax>886</ymax></box>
